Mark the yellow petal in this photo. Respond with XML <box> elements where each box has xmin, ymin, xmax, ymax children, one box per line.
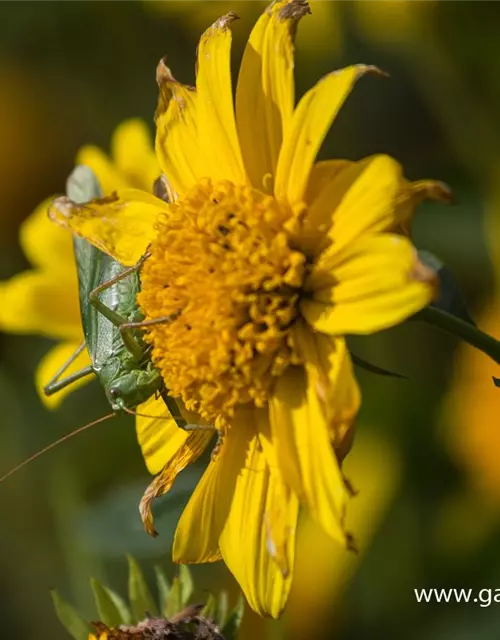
<box><xmin>305</xmin><ymin>159</ymin><xmax>352</xmax><ymax>207</ymax></box>
<box><xmin>173</xmin><ymin>426</ymin><xmax>246</xmax><ymax>564</ymax></box>
<box><xmin>236</xmin><ymin>0</ymin><xmax>309</xmax><ymax>190</ymax></box>
<box><xmin>288</xmin><ymin>432</ymin><xmax>400</xmax><ymax>636</ymax></box>
<box><xmin>219</xmin><ymin>409</ymin><xmax>298</xmax><ymax>619</ymax></box>
<box><xmin>155</xmin><ymin>60</ymin><xmax>207</xmax><ymax>196</ymax></box>
<box><xmin>394</xmin><ymin>178</ymin><xmax>453</xmax><ymax>237</ymax></box>
<box><xmin>111</xmin><ymin>118</ymin><xmax>159</xmax><ymax>191</ymax></box>
<box><xmin>269</xmin><ymin>365</ymin><xmax>350</xmax><ymax>545</ymax></box>
<box><xmin>196</xmin><ymin>13</ymin><xmax>246</xmax><ymax>184</ymax></box>
<box><xmin>302</xmin><ymin>234</ymin><xmax>436</xmax><ymax>335</ymax></box>
<box><xmin>0</xmin><ymin>271</ymin><xmax>81</xmax><ymax>340</ymax></box>
<box><xmin>135</xmin><ymin>395</ymin><xmax>191</xmax><ymax>475</ymax></box>
<box><xmin>19</xmin><ymin>198</ymin><xmax>75</xmax><ymax>272</ymax></box>
<box><xmin>255</xmin><ymin>405</ymin><xmax>299</xmax><ymax>578</ymax></box>
<box><xmin>293</xmin><ymin>323</ymin><xmax>361</xmax><ymax>461</ymax></box>
<box><xmin>35</xmin><ymin>340</ymin><xmax>92</xmax><ymax>410</ymax></box>
<box><xmin>76</xmin><ymin>145</ymin><xmax>129</xmax><ymax>195</ymax></box>
<box><xmin>140</xmin><ymin>426</ymin><xmax>212</xmax><ymax>536</ymax></box>
<box><xmin>275</xmin><ymin>65</ymin><xmax>385</xmax><ymax>205</ymax></box>
<box><xmin>304</xmin><ymin>155</ymin><xmax>402</xmax><ymax>259</ymax></box>
<box><xmin>49</xmin><ymin>190</ymin><xmax>167</xmax><ymax>266</ymax></box>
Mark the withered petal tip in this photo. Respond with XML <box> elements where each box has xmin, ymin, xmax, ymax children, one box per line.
<box><xmin>277</xmin><ymin>0</ymin><xmax>311</xmax><ymax>21</ymax></box>
<box><xmin>213</xmin><ymin>11</ymin><xmax>240</xmax><ymax>31</ymax></box>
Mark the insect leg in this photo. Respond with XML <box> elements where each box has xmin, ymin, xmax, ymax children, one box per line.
<box><xmin>118</xmin><ymin>315</ymin><xmax>179</xmax><ymax>369</ymax></box>
<box><xmin>44</xmin><ymin>367</ymin><xmax>95</xmax><ymax>396</ymax></box>
<box><xmin>158</xmin><ymin>389</ymin><xmax>216</xmax><ymax>433</ymax></box>
<box><xmin>182</xmin><ymin>424</ymin><xmax>216</xmax><ymax>431</ymax></box>
<box><xmin>43</xmin><ymin>342</ymin><xmax>95</xmax><ymax>396</ymax></box>
<box><xmin>119</xmin><ymin>315</ymin><xmax>178</xmax><ymax>333</ymax></box>
<box><xmin>159</xmin><ymin>389</ymin><xmax>188</xmax><ymax>428</ymax></box>
<box><xmin>89</xmin><ymin>253</ymin><xmax>152</xmax><ymax>360</ymax></box>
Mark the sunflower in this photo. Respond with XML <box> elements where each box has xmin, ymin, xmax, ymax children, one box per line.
<box><xmin>0</xmin><ymin>119</ymin><xmax>159</xmax><ymax>408</ymax></box>
<box><xmin>51</xmin><ymin>0</ymin><xmax>444</xmax><ymax>617</ymax></box>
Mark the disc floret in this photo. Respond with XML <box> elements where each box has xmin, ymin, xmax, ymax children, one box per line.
<box><xmin>138</xmin><ymin>179</ymin><xmax>306</xmax><ymax>426</ymax></box>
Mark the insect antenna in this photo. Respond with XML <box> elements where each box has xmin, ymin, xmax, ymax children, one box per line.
<box><xmin>120</xmin><ymin>405</ymin><xmax>183</xmax><ymax>421</ymax></box>
<box><xmin>0</xmin><ymin>412</ymin><xmax>116</xmax><ymax>483</ymax></box>
<box><xmin>121</xmin><ymin>406</ymin><xmax>214</xmax><ymax>432</ymax></box>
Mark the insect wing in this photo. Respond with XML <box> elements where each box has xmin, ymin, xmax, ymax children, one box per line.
<box><xmin>73</xmin><ymin>235</ymin><xmax>124</xmax><ymax>370</ymax></box>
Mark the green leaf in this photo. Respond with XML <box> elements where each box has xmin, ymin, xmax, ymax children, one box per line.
<box><xmin>51</xmin><ymin>590</ymin><xmax>92</xmax><ymax>640</ymax></box>
<box><xmin>154</xmin><ymin>565</ymin><xmax>171</xmax><ymax>617</ymax></box>
<box><xmin>201</xmin><ymin>592</ymin><xmax>217</xmax><ymax>621</ymax></box>
<box><xmin>178</xmin><ymin>565</ymin><xmax>194</xmax><ymax>608</ymax></box>
<box><xmin>215</xmin><ymin>590</ymin><xmax>229</xmax><ymax>628</ymax></box>
<box><xmin>90</xmin><ymin>578</ymin><xmax>132</xmax><ymax>627</ymax></box>
<box><xmin>221</xmin><ymin>594</ymin><xmax>245</xmax><ymax>640</ymax></box>
<box><xmin>165</xmin><ymin>577</ymin><xmax>182</xmax><ymax>619</ymax></box>
<box><xmin>127</xmin><ymin>554</ymin><xmax>157</xmax><ymax>620</ymax></box>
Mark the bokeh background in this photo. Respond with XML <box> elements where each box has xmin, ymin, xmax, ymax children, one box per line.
<box><xmin>1</xmin><ymin>1</ymin><xmax>500</xmax><ymax>638</ymax></box>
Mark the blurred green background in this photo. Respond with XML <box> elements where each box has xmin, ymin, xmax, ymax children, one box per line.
<box><xmin>1</xmin><ymin>1</ymin><xmax>500</xmax><ymax>638</ymax></box>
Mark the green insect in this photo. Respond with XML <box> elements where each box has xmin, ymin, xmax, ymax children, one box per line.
<box><xmin>44</xmin><ymin>166</ymin><xmax>185</xmax><ymax>423</ymax></box>
<box><xmin>1</xmin><ymin>167</ymin><xmax>213</xmax><ymax>484</ymax></box>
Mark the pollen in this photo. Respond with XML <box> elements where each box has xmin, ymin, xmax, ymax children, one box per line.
<box><xmin>138</xmin><ymin>179</ymin><xmax>306</xmax><ymax>427</ymax></box>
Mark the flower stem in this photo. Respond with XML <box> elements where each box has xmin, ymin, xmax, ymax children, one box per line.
<box><xmin>418</xmin><ymin>306</ymin><xmax>500</xmax><ymax>367</ymax></box>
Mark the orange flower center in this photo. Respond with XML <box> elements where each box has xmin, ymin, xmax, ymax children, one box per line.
<box><xmin>138</xmin><ymin>179</ymin><xmax>306</xmax><ymax>426</ymax></box>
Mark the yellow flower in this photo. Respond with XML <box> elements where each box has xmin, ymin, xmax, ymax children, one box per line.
<box><xmin>444</xmin><ymin>165</ymin><xmax>500</xmax><ymax>504</ymax></box>
<box><xmin>50</xmin><ymin>0</ymin><xmax>440</xmax><ymax>617</ymax></box>
<box><xmin>352</xmin><ymin>0</ymin><xmax>436</xmax><ymax>47</ymax></box>
<box><xmin>0</xmin><ymin>119</ymin><xmax>159</xmax><ymax>409</ymax></box>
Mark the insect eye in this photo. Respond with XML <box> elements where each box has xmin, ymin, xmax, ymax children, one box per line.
<box><xmin>109</xmin><ymin>388</ymin><xmax>120</xmax><ymax>399</ymax></box>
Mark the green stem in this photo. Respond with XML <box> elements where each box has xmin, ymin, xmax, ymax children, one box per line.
<box><xmin>418</xmin><ymin>306</ymin><xmax>500</xmax><ymax>367</ymax></box>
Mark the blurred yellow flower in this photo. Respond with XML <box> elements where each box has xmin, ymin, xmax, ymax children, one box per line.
<box><xmin>148</xmin><ymin>0</ymin><xmax>344</xmax><ymax>57</ymax></box>
<box><xmin>51</xmin><ymin>0</ymin><xmax>438</xmax><ymax>618</ymax></box>
<box><xmin>444</xmin><ymin>167</ymin><xmax>500</xmax><ymax>504</ymax></box>
<box><xmin>287</xmin><ymin>432</ymin><xmax>400</xmax><ymax>637</ymax></box>
<box><xmin>0</xmin><ymin>119</ymin><xmax>159</xmax><ymax>409</ymax></box>
<box><xmin>352</xmin><ymin>0</ymin><xmax>436</xmax><ymax>47</ymax></box>
<box><xmin>445</xmin><ymin>305</ymin><xmax>500</xmax><ymax>502</ymax></box>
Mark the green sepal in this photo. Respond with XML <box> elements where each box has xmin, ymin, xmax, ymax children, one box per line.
<box><xmin>201</xmin><ymin>592</ymin><xmax>217</xmax><ymax>621</ymax></box>
<box><xmin>417</xmin><ymin>251</ymin><xmax>500</xmax><ymax>385</ymax></box>
<box><xmin>165</xmin><ymin>576</ymin><xmax>182</xmax><ymax>619</ymax></box>
<box><xmin>50</xmin><ymin>590</ymin><xmax>92</xmax><ymax>640</ymax></box>
<box><xmin>216</xmin><ymin>590</ymin><xmax>229</xmax><ymax>628</ymax></box>
<box><xmin>221</xmin><ymin>594</ymin><xmax>245</xmax><ymax>640</ymax></box>
<box><xmin>418</xmin><ymin>250</ymin><xmax>476</xmax><ymax>326</ymax></box>
<box><xmin>154</xmin><ymin>565</ymin><xmax>171</xmax><ymax>617</ymax></box>
<box><xmin>90</xmin><ymin>577</ymin><xmax>132</xmax><ymax>627</ymax></box>
<box><xmin>351</xmin><ymin>353</ymin><xmax>406</xmax><ymax>379</ymax></box>
<box><xmin>178</xmin><ymin>564</ymin><xmax>194</xmax><ymax>608</ymax></box>
<box><xmin>127</xmin><ymin>554</ymin><xmax>158</xmax><ymax>619</ymax></box>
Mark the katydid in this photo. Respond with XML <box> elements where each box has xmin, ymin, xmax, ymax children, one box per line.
<box><xmin>44</xmin><ymin>166</ymin><xmax>191</xmax><ymax>425</ymax></box>
<box><xmin>0</xmin><ymin>167</ymin><xmax>213</xmax><ymax>484</ymax></box>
